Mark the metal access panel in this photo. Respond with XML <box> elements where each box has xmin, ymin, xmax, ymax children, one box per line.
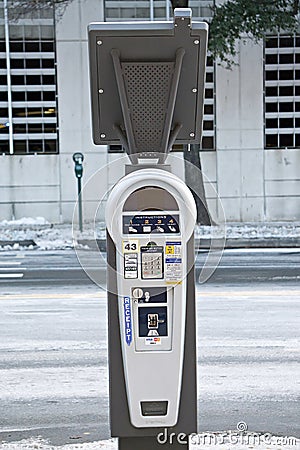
<box><xmin>88</xmin><ymin>9</ymin><xmax>208</xmax><ymax>152</ymax></box>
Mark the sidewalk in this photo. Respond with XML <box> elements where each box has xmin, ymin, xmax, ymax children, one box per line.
<box><xmin>0</xmin><ymin>217</ymin><xmax>299</xmax><ymax>250</ymax></box>
<box><xmin>1</xmin><ymin>433</ymin><xmax>299</xmax><ymax>449</ymax></box>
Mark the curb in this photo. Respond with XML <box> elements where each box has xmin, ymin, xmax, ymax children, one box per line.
<box><xmin>77</xmin><ymin>238</ymin><xmax>300</xmax><ymax>251</ymax></box>
<box><xmin>0</xmin><ymin>240</ymin><xmax>37</xmax><ymax>248</ymax></box>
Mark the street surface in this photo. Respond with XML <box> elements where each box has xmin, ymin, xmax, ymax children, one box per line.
<box><xmin>0</xmin><ymin>249</ymin><xmax>299</xmax><ymax>446</ymax></box>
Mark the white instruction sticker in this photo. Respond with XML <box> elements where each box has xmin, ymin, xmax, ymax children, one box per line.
<box><xmin>165</xmin><ymin>241</ymin><xmax>182</xmax><ymax>283</ymax></box>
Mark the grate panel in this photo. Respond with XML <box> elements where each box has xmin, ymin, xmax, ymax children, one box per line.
<box><xmin>122</xmin><ymin>62</ymin><xmax>174</xmax><ymax>152</ymax></box>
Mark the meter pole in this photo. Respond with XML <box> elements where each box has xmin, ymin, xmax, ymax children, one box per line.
<box><xmin>72</xmin><ymin>152</ymin><xmax>84</xmax><ymax>232</ymax></box>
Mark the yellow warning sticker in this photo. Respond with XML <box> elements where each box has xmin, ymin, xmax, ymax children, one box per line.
<box><xmin>166</xmin><ymin>245</ymin><xmax>174</xmax><ymax>254</ymax></box>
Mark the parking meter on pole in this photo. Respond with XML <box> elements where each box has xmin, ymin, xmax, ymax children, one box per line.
<box><xmin>73</xmin><ymin>152</ymin><xmax>84</xmax><ymax>232</ymax></box>
<box><xmin>88</xmin><ymin>9</ymin><xmax>208</xmax><ymax>450</ymax></box>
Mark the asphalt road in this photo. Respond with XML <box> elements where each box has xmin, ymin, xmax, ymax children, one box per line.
<box><xmin>0</xmin><ymin>249</ymin><xmax>299</xmax><ymax>446</ymax></box>
<box><xmin>0</xmin><ymin>248</ymin><xmax>299</xmax><ymax>286</ymax></box>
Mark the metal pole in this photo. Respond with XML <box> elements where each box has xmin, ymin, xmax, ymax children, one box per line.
<box><xmin>4</xmin><ymin>0</ymin><xmax>13</xmax><ymax>154</ymax></box>
<box><xmin>150</xmin><ymin>0</ymin><xmax>154</xmax><ymax>21</ymax></box>
<box><xmin>77</xmin><ymin>177</ymin><xmax>83</xmax><ymax>232</ymax></box>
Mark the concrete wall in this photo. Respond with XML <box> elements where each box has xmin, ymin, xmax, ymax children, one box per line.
<box><xmin>56</xmin><ymin>0</ymin><xmax>107</xmax><ymax>223</ymax></box>
<box><xmin>0</xmin><ymin>154</ymin><xmax>61</xmax><ymax>222</ymax></box>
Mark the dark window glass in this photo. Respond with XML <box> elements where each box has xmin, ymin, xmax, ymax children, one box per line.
<box><xmin>279</xmin><ymin>134</ymin><xmax>293</xmax><ymax>147</ymax></box>
<box><xmin>26</xmin><ymin>75</ymin><xmax>41</xmax><ymax>85</ymax></box>
<box><xmin>12</xmin><ymin>108</ymin><xmax>26</xmax><ymax>117</ymax></box>
<box><xmin>25</xmin><ymin>42</ymin><xmax>40</xmax><ymax>52</ymax></box>
<box><xmin>296</xmin><ymin>70</ymin><xmax>300</xmax><ymax>80</ymax></box>
<box><xmin>266</xmin><ymin>86</ymin><xmax>278</xmax><ymax>96</ymax></box>
<box><xmin>42</xmin><ymin>58</ymin><xmax>55</xmax><ymax>68</ymax></box>
<box><xmin>29</xmin><ymin>140</ymin><xmax>43</xmax><ymax>153</ymax></box>
<box><xmin>266</xmin><ymin>102</ymin><xmax>278</xmax><ymax>112</ymax></box>
<box><xmin>296</xmin><ymin>102</ymin><xmax>300</xmax><ymax>111</ymax></box>
<box><xmin>296</xmin><ymin>37</ymin><xmax>300</xmax><ymax>47</ymax></box>
<box><xmin>14</xmin><ymin>123</ymin><xmax>27</xmax><ymax>133</ymax></box>
<box><xmin>41</xmin><ymin>41</ymin><xmax>54</xmax><ymax>52</ymax></box>
<box><xmin>43</xmin><ymin>107</ymin><xmax>56</xmax><ymax>117</ymax></box>
<box><xmin>265</xmin><ymin>70</ymin><xmax>277</xmax><ymax>80</ymax></box>
<box><xmin>279</xmin><ymin>70</ymin><xmax>293</xmax><ymax>80</ymax></box>
<box><xmin>44</xmin><ymin>139</ymin><xmax>57</xmax><ymax>153</ymax></box>
<box><xmin>14</xmin><ymin>140</ymin><xmax>27</xmax><ymax>153</ymax></box>
<box><xmin>42</xmin><ymin>75</ymin><xmax>55</xmax><ymax>85</ymax></box>
<box><xmin>28</xmin><ymin>123</ymin><xmax>43</xmax><ymax>133</ymax></box>
<box><xmin>266</xmin><ymin>37</ymin><xmax>278</xmax><ymax>48</ymax></box>
<box><xmin>203</xmin><ymin>121</ymin><xmax>214</xmax><ymax>130</ymax></box>
<box><xmin>296</xmin><ymin>54</ymin><xmax>300</xmax><ymax>64</ymax></box>
<box><xmin>279</xmin><ymin>53</ymin><xmax>294</xmax><ymax>64</ymax></box>
<box><xmin>204</xmin><ymin>104</ymin><xmax>214</xmax><ymax>115</ymax></box>
<box><xmin>12</xmin><ymin>91</ymin><xmax>25</xmax><ymax>101</ymax></box>
<box><xmin>279</xmin><ymin>118</ymin><xmax>293</xmax><ymax>128</ymax></box>
<box><xmin>295</xmin><ymin>118</ymin><xmax>300</xmax><ymax>127</ymax></box>
<box><xmin>201</xmin><ymin>136</ymin><xmax>214</xmax><ymax>150</ymax></box>
<box><xmin>296</xmin><ymin>134</ymin><xmax>300</xmax><ymax>146</ymax></box>
<box><xmin>266</xmin><ymin>53</ymin><xmax>278</xmax><ymax>64</ymax></box>
<box><xmin>205</xmin><ymin>72</ymin><xmax>213</xmax><ymax>83</ymax></box>
<box><xmin>42</xmin><ymin>91</ymin><xmax>56</xmax><ymax>101</ymax></box>
<box><xmin>11</xmin><ymin>75</ymin><xmax>25</xmax><ymax>85</ymax></box>
<box><xmin>0</xmin><ymin>124</ymin><xmax>9</xmax><ymax>133</ymax></box>
<box><xmin>0</xmin><ymin>75</ymin><xmax>7</xmax><ymax>85</ymax></box>
<box><xmin>0</xmin><ymin>41</ymin><xmax>6</xmax><ymax>52</ymax></box>
<box><xmin>265</xmin><ymin>134</ymin><xmax>278</xmax><ymax>148</ymax></box>
<box><xmin>0</xmin><ymin>141</ymin><xmax>9</xmax><ymax>152</ymax></box>
<box><xmin>266</xmin><ymin>118</ymin><xmax>278</xmax><ymax>128</ymax></box>
<box><xmin>0</xmin><ymin>59</ymin><xmax>7</xmax><ymax>69</ymax></box>
<box><xmin>10</xmin><ymin>59</ymin><xmax>24</xmax><ymax>69</ymax></box>
<box><xmin>0</xmin><ymin>108</ymin><xmax>9</xmax><ymax>117</ymax></box>
<box><xmin>25</xmin><ymin>59</ymin><xmax>41</xmax><ymax>68</ymax></box>
<box><xmin>206</xmin><ymin>56</ymin><xmax>213</xmax><ymax>66</ymax></box>
<box><xmin>0</xmin><ymin>91</ymin><xmax>8</xmax><ymax>101</ymax></box>
<box><xmin>27</xmin><ymin>108</ymin><xmax>43</xmax><ymax>117</ymax></box>
<box><xmin>295</xmin><ymin>86</ymin><xmax>300</xmax><ymax>96</ymax></box>
<box><xmin>10</xmin><ymin>41</ymin><xmax>23</xmax><ymax>52</ymax></box>
<box><xmin>279</xmin><ymin>86</ymin><xmax>293</xmax><ymax>96</ymax></box>
<box><xmin>279</xmin><ymin>37</ymin><xmax>294</xmax><ymax>48</ymax></box>
<box><xmin>44</xmin><ymin>123</ymin><xmax>57</xmax><ymax>133</ymax></box>
<box><xmin>205</xmin><ymin>88</ymin><xmax>213</xmax><ymax>99</ymax></box>
<box><xmin>279</xmin><ymin>102</ymin><xmax>293</xmax><ymax>112</ymax></box>
<box><xmin>27</xmin><ymin>91</ymin><xmax>41</xmax><ymax>101</ymax></box>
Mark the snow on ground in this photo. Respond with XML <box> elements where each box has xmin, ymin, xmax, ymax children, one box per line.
<box><xmin>0</xmin><ymin>217</ymin><xmax>299</xmax><ymax>251</ymax></box>
<box><xmin>1</xmin><ymin>434</ymin><xmax>299</xmax><ymax>450</ymax></box>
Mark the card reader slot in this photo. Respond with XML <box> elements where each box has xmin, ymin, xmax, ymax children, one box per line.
<box><xmin>141</xmin><ymin>401</ymin><xmax>168</xmax><ymax>416</ymax></box>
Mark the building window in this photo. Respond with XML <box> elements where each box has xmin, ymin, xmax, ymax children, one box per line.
<box><xmin>264</xmin><ymin>34</ymin><xmax>300</xmax><ymax>149</ymax></box>
<box><xmin>0</xmin><ymin>6</ymin><xmax>58</xmax><ymax>155</ymax></box>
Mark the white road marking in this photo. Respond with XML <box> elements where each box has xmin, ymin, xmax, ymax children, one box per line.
<box><xmin>0</xmin><ymin>262</ymin><xmax>22</xmax><ymax>266</ymax></box>
<box><xmin>0</xmin><ymin>273</ymin><xmax>24</xmax><ymax>279</ymax></box>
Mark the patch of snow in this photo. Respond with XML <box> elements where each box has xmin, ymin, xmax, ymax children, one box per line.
<box><xmin>1</xmin><ymin>434</ymin><xmax>299</xmax><ymax>450</ymax></box>
<box><xmin>0</xmin><ymin>218</ymin><xmax>299</xmax><ymax>251</ymax></box>
<box><xmin>0</xmin><ymin>217</ymin><xmax>49</xmax><ymax>227</ymax></box>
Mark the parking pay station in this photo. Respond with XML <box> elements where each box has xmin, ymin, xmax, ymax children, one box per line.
<box><xmin>88</xmin><ymin>9</ymin><xmax>208</xmax><ymax>450</ymax></box>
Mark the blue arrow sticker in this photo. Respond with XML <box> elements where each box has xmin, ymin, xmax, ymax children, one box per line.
<box><xmin>123</xmin><ymin>296</ymin><xmax>132</xmax><ymax>346</ymax></box>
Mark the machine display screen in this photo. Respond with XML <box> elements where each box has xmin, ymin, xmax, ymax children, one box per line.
<box><xmin>123</xmin><ymin>214</ymin><xmax>180</xmax><ymax>234</ymax></box>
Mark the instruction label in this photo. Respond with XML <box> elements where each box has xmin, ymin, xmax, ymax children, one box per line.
<box><xmin>165</xmin><ymin>241</ymin><xmax>182</xmax><ymax>283</ymax></box>
<box><xmin>123</xmin><ymin>297</ymin><xmax>132</xmax><ymax>346</ymax></box>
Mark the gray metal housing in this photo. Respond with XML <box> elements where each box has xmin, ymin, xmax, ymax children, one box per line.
<box><xmin>88</xmin><ymin>9</ymin><xmax>208</xmax><ymax>160</ymax></box>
